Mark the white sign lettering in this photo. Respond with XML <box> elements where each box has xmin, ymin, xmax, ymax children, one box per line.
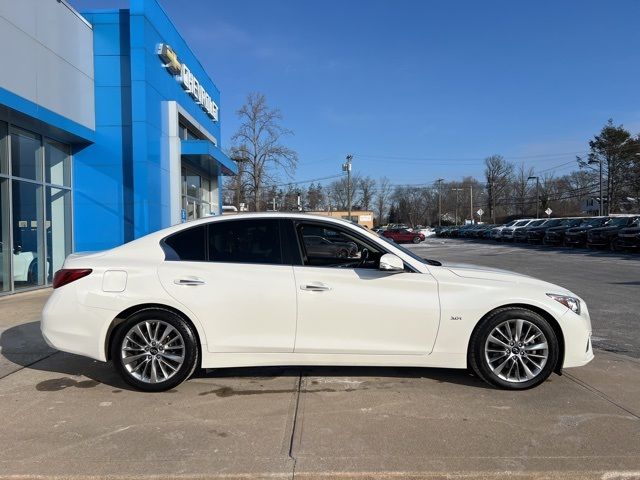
<box><xmin>157</xmin><ymin>43</ymin><xmax>219</xmax><ymax>122</ymax></box>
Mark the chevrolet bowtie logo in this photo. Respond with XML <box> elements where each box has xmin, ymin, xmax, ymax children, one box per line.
<box><xmin>157</xmin><ymin>43</ymin><xmax>182</xmax><ymax>75</ymax></box>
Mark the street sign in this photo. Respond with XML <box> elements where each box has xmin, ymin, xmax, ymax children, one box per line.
<box><xmin>476</xmin><ymin>208</ymin><xmax>484</xmax><ymax>217</ymax></box>
<box><xmin>545</xmin><ymin>208</ymin><xmax>552</xmax><ymax>217</ymax></box>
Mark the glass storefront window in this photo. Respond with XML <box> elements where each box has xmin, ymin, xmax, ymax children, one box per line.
<box><xmin>201</xmin><ymin>178</ymin><xmax>210</xmax><ymax>202</ymax></box>
<box><xmin>46</xmin><ymin>187</ymin><xmax>72</xmax><ymax>282</ymax></box>
<box><xmin>185</xmin><ymin>173</ymin><xmax>200</xmax><ymax>198</ymax></box>
<box><xmin>10</xmin><ymin>127</ymin><xmax>41</xmax><ymax>181</ymax></box>
<box><xmin>45</xmin><ymin>140</ymin><xmax>70</xmax><ymax>187</ymax></box>
<box><xmin>0</xmin><ymin>121</ymin><xmax>7</xmax><ymax>174</ymax></box>
<box><xmin>0</xmin><ymin>179</ymin><xmax>9</xmax><ymax>293</ymax></box>
<box><xmin>12</xmin><ymin>180</ymin><xmax>44</xmax><ymax>289</ymax></box>
<box><xmin>0</xmin><ymin>121</ymin><xmax>72</xmax><ymax>294</ymax></box>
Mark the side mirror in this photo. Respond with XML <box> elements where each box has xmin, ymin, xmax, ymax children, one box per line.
<box><xmin>379</xmin><ymin>253</ymin><xmax>404</xmax><ymax>273</ymax></box>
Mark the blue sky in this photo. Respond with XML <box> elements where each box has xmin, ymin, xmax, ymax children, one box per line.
<box><xmin>72</xmin><ymin>0</ymin><xmax>640</xmax><ymax>187</ymax></box>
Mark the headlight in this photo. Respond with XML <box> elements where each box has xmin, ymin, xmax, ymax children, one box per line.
<box><xmin>547</xmin><ymin>293</ymin><xmax>581</xmax><ymax>314</ymax></box>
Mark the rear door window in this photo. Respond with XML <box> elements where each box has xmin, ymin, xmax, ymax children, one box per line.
<box><xmin>208</xmin><ymin>219</ymin><xmax>283</xmax><ymax>265</ymax></box>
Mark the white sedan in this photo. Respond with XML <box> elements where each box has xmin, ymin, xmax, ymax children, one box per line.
<box><xmin>42</xmin><ymin>213</ymin><xmax>593</xmax><ymax>392</ymax></box>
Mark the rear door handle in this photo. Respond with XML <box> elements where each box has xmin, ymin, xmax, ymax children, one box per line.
<box><xmin>300</xmin><ymin>282</ymin><xmax>331</xmax><ymax>292</ymax></box>
<box><xmin>174</xmin><ymin>277</ymin><xmax>206</xmax><ymax>286</ymax></box>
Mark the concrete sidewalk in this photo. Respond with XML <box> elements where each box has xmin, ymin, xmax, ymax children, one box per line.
<box><xmin>1</xmin><ymin>289</ymin><xmax>639</xmax><ymax>479</ymax></box>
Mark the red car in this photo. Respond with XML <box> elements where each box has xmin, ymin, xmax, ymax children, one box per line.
<box><xmin>382</xmin><ymin>228</ymin><xmax>425</xmax><ymax>244</ymax></box>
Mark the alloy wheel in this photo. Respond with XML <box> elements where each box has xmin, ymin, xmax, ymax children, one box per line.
<box><xmin>484</xmin><ymin>319</ymin><xmax>548</xmax><ymax>383</ymax></box>
<box><xmin>120</xmin><ymin>320</ymin><xmax>186</xmax><ymax>384</ymax></box>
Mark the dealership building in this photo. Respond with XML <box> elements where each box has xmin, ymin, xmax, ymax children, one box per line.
<box><xmin>0</xmin><ymin>0</ymin><xmax>237</xmax><ymax>294</ymax></box>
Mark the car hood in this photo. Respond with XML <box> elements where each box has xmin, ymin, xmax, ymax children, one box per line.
<box><xmin>547</xmin><ymin>225</ymin><xmax>574</xmax><ymax>232</ymax></box>
<box><xmin>442</xmin><ymin>262</ymin><xmax>547</xmax><ymax>285</ymax></box>
<box><xmin>590</xmin><ymin>225</ymin><xmax>625</xmax><ymax>233</ymax></box>
<box><xmin>566</xmin><ymin>226</ymin><xmax>591</xmax><ymax>233</ymax></box>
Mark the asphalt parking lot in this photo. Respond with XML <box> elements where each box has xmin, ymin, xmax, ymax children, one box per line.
<box><xmin>1</xmin><ymin>241</ymin><xmax>640</xmax><ymax>479</ymax></box>
<box><xmin>409</xmin><ymin>237</ymin><xmax>640</xmax><ymax>358</ymax></box>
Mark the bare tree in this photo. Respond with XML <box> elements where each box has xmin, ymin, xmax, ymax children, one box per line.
<box><xmin>327</xmin><ymin>174</ymin><xmax>360</xmax><ymax>210</ymax></box>
<box><xmin>374</xmin><ymin>177</ymin><xmax>392</xmax><ymax>225</ymax></box>
<box><xmin>484</xmin><ymin>155</ymin><xmax>514</xmax><ymax>222</ymax></box>
<box><xmin>513</xmin><ymin>163</ymin><xmax>534</xmax><ymax>216</ymax></box>
<box><xmin>306</xmin><ymin>183</ymin><xmax>325</xmax><ymax>210</ymax></box>
<box><xmin>231</xmin><ymin>93</ymin><xmax>298</xmax><ymax>211</ymax></box>
<box><xmin>357</xmin><ymin>176</ymin><xmax>376</xmax><ymax>211</ymax></box>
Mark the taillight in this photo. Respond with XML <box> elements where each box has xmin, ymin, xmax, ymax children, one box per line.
<box><xmin>52</xmin><ymin>269</ymin><xmax>92</xmax><ymax>289</ymax></box>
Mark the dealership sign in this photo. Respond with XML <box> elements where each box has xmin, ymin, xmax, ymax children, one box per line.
<box><xmin>157</xmin><ymin>43</ymin><xmax>219</xmax><ymax>121</ymax></box>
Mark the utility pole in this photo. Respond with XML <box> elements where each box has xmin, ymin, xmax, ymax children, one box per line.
<box><xmin>451</xmin><ymin>188</ymin><xmax>463</xmax><ymax>225</ymax></box>
<box><xmin>343</xmin><ymin>154</ymin><xmax>353</xmax><ymax>220</ymax></box>
<box><xmin>528</xmin><ymin>176</ymin><xmax>539</xmax><ymax>218</ymax></box>
<box><xmin>469</xmin><ymin>185</ymin><xmax>473</xmax><ymax>224</ymax></box>
<box><xmin>437</xmin><ymin>179</ymin><xmax>443</xmax><ymax>226</ymax></box>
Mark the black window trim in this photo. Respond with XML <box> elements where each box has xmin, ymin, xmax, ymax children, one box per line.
<box><xmin>291</xmin><ymin>218</ymin><xmax>417</xmax><ymax>272</ymax></box>
<box><xmin>160</xmin><ymin>217</ymin><xmax>287</xmax><ymax>266</ymax></box>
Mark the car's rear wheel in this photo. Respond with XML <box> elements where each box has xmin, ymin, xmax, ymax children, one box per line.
<box><xmin>111</xmin><ymin>309</ymin><xmax>199</xmax><ymax>392</ymax></box>
<box><xmin>469</xmin><ymin>307</ymin><xmax>558</xmax><ymax>390</ymax></box>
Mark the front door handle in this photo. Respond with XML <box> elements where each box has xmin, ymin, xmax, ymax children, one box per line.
<box><xmin>300</xmin><ymin>282</ymin><xmax>331</xmax><ymax>292</ymax></box>
<box><xmin>174</xmin><ymin>277</ymin><xmax>206</xmax><ymax>286</ymax></box>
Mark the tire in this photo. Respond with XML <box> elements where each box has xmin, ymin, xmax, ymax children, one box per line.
<box><xmin>111</xmin><ymin>308</ymin><xmax>199</xmax><ymax>392</ymax></box>
<box><xmin>468</xmin><ymin>307</ymin><xmax>559</xmax><ymax>390</ymax></box>
<box><xmin>412</xmin><ymin>236</ymin><xmax>422</xmax><ymax>244</ymax></box>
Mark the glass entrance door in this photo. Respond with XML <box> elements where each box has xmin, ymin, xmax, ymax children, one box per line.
<box><xmin>181</xmin><ymin>167</ymin><xmax>213</xmax><ymax>221</ymax></box>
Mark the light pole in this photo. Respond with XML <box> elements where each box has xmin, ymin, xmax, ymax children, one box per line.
<box><xmin>436</xmin><ymin>178</ymin><xmax>444</xmax><ymax>226</ymax></box>
<box><xmin>587</xmin><ymin>158</ymin><xmax>603</xmax><ymax>216</ymax></box>
<box><xmin>528</xmin><ymin>176</ymin><xmax>539</xmax><ymax>219</ymax></box>
<box><xmin>343</xmin><ymin>154</ymin><xmax>353</xmax><ymax>220</ymax></box>
<box><xmin>451</xmin><ymin>188</ymin><xmax>463</xmax><ymax>225</ymax></box>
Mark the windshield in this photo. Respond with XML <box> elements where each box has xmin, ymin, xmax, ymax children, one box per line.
<box><xmin>608</xmin><ymin>217</ymin><xmax>631</xmax><ymax>226</ymax></box>
<box><xmin>514</xmin><ymin>220</ymin><xmax>530</xmax><ymax>227</ymax></box>
<box><xmin>588</xmin><ymin>218</ymin><xmax>608</xmax><ymax>226</ymax></box>
<box><xmin>529</xmin><ymin>220</ymin><xmax>546</xmax><ymax>227</ymax></box>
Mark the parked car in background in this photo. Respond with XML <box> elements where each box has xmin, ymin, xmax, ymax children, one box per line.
<box><xmin>470</xmin><ymin>224</ymin><xmax>495</xmax><ymax>238</ymax></box>
<box><xmin>526</xmin><ymin>218</ymin><xmax>572</xmax><ymax>244</ymax></box>
<box><xmin>501</xmin><ymin>219</ymin><xmax>535</xmax><ymax>242</ymax></box>
<box><xmin>543</xmin><ymin>218</ymin><xmax>589</xmax><ymax>246</ymax></box>
<box><xmin>587</xmin><ymin>216</ymin><xmax>640</xmax><ymax>249</ymax></box>
<box><xmin>615</xmin><ymin>220</ymin><xmax>640</xmax><ymax>251</ymax></box>
<box><xmin>489</xmin><ymin>220</ymin><xmax>519</xmax><ymax>241</ymax></box>
<box><xmin>513</xmin><ymin>219</ymin><xmax>548</xmax><ymax>243</ymax></box>
<box><xmin>414</xmin><ymin>227</ymin><xmax>436</xmax><ymax>237</ymax></box>
<box><xmin>564</xmin><ymin>217</ymin><xmax>611</xmax><ymax>247</ymax></box>
<box><xmin>383</xmin><ymin>228</ymin><xmax>425</xmax><ymax>244</ymax></box>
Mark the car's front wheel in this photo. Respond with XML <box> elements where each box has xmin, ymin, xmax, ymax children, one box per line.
<box><xmin>111</xmin><ymin>308</ymin><xmax>199</xmax><ymax>392</ymax></box>
<box><xmin>412</xmin><ymin>236</ymin><xmax>422</xmax><ymax>244</ymax></box>
<box><xmin>469</xmin><ymin>307</ymin><xmax>558</xmax><ymax>390</ymax></box>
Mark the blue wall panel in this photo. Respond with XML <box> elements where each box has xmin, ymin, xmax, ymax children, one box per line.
<box><xmin>76</xmin><ymin>0</ymin><xmax>227</xmax><ymax>250</ymax></box>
